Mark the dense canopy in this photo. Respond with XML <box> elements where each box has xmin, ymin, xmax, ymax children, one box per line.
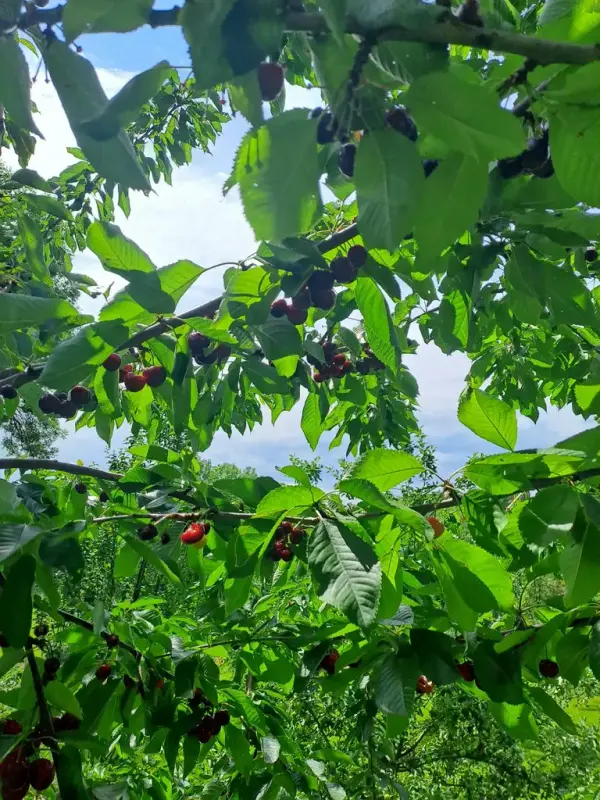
<box><xmin>0</xmin><ymin>0</ymin><xmax>600</xmax><ymax>797</ymax></box>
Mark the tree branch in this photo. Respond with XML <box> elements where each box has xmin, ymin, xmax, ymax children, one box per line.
<box><xmin>0</xmin><ymin>458</ymin><xmax>120</xmax><ymax>482</ymax></box>
<box><xmin>5</xmin><ymin>458</ymin><xmax>600</xmax><ymax>519</ymax></box>
<box><xmin>15</xmin><ymin>5</ymin><xmax>600</xmax><ymax>66</ymax></box>
<box><xmin>26</xmin><ymin>649</ymin><xmax>56</xmax><ymax>746</ymax></box>
<box><xmin>57</xmin><ymin>608</ymin><xmax>140</xmax><ymax>659</ymax></box>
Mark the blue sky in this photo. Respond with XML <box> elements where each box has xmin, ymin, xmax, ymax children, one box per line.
<box><xmin>6</xmin><ymin>15</ymin><xmax>592</xmax><ymax>484</ymax></box>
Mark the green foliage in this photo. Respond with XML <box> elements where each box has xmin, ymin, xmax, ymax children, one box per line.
<box><xmin>1</xmin><ymin>1</ymin><xmax>600</xmax><ymax>797</ymax></box>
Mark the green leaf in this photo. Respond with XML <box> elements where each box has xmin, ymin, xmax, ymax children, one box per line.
<box><xmin>560</xmin><ymin>494</ymin><xmax>600</xmax><ymax>607</ymax></box>
<box><xmin>40</xmin><ymin>321</ymin><xmax>129</xmax><ymax>391</ymax></box>
<box><xmin>528</xmin><ymin>686</ymin><xmax>577</xmax><ymax>735</ymax></box>
<box><xmin>551</xmin><ymin>107</ymin><xmax>600</xmax><ymax>206</ymax></box>
<box><xmin>181</xmin><ymin>0</ymin><xmax>237</xmax><ymax>92</ymax></box>
<box><xmin>541</xmin><ymin>261</ymin><xmax>598</xmax><ymax>328</ymax></box>
<box><xmin>404</xmin><ymin>71</ymin><xmax>526</xmax><ymax>160</ymax></box>
<box><xmin>228</xmin><ymin>71</ymin><xmax>264</xmax><ymax>128</ymax></box>
<box><xmin>301</xmin><ymin>393</ymin><xmax>323</xmax><ymax>450</ymax></box>
<box><xmin>473</xmin><ymin>640</ymin><xmax>523</xmax><ymax>704</ymax></box>
<box><xmin>0</xmin><ymin>295</ymin><xmax>80</xmax><ymax>335</ymax></box>
<box><xmin>354</xmin><ymin>129</ymin><xmax>424</xmax><ymax>250</ymax></box>
<box><xmin>410</xmin><ymin>629</ymin><xmax>459</xmax><ymax>686</ymax></box>
<box><xmin>11</xmin><ymin>168</ymin><xmax>53</xmax><ymax>192</ymax></box>
<box><xmin>375</xmin><ymin>651</ymin><xmax>419</xmax><ymax>715</ymax></box>
<box><xmin>458</xmin><ymin>388</ymin><xmax>517</xmax><ymax>450</ymax></box>
<box><xmin>256</xmin><ymin>486</ymin><xmax>323</xmax><ymax>516</ymax></box>
<box><xmin>348</xmin><ymin>448</ymin><xmax>423</xmax><ymax>491</ymax></box>
<box><xmin>308</xmin><ymin>519</ymin><xmax>382</xmax><ymax>627</ymax></box>
<box><xmin>224</xmin><ymin>575</ymin><xmax>253</xmax><ymax>615</ymax></box>
<box><xmin>0</xmin><ymin>554</ymin><xmax>35</xmax><ymax>648</ymax></box>
<box><xmin>17</xmin><ymin>213</ymin><xmax>49</xmax><ymax>285</ymax></box>
<box><xmin>354</xmin><ymin>276</ymin><xmax>398</xmax><ymax>373</ymax></box>
<box><xmin>518</xmin><ymin>485</ymin><xmax>579</xmax><ymax>546</ymax></box>
<box><xmin>0</xmin><ymin>35</ymin><xmax>41</xmax><ymax>135</ymax></box>
<box><xmin>125</xmin><ymin>537</ymin><xmax>181</xmax><ymax>586</ymax></box>
<box><xmin>101</xmin><ymin>259</ymin><xmax>204</xmax><ymax>323</ymax></box>
<box><xmin>339</xmin><ymin>479</ymin><xmax>426</xmax><ymax>531</ymax></box>
<box><xmin>42</xmin><ymin>39</ymin><xmax>150</xmax><ymax>191</ymax></box>
<box><xmin>45</xmin><ymin>680</ymin><xmax>83</xmax><ymax>719</ymax></box>
<box><xmin>504</xmin><ymin>246</ymin><xmax>545</xmax><ymax>325</ymax></box>
<box><xmin>224</xmin><ymin>725</ymin><xmax>253</xmax><ymax>777</ymax></box>
<box><xmin>233</xmin><ymin>110</ymin><xmax>321</xmax><ymax>242</ymax></box>
<box><xmin>62</xmin><ymin>0</ymin><xmax>154</xmax><ymax>41</ymax></box>
<box><xmin>555</xmin><ymin>628</ymin><xmax>589</xmax><ymax>686</ymax></box>
<box><xmin>81</xmin><ymin>61</ymin><xmax>174</xmax><ymax>140</ymax></box>
<box><xmin>243</xmin><ymin>361</ymin><xmax>290</xmax><ymax>395</ymax></box>
<box><xmin>254</xmin><ymin>317</ymin><xmax>304</xmax><ymax>361</ymax></box>
<box><xmin>488</xmin><ymin>702</ymin><xmax>538</xmax><ymax>740</ymax></box>
<box><xmin>22</xmin><ymin>193</ymin><xmax>72</xmax><ymax>221</ymax></box>
<box><xmin>414</xmin><ymin>154</ymin><xmax>488</xmax><ymax>261</ymax></box>
<box><xmin>87</xmin><ymin>221</ymin><xmax>155</xmax><ymax>278</ymax></box>
<box><xmin>438</xmin><ymin>536</ymin><xmax>515</xmax><ymax>612</ymax></box>
<box><xmin>55</xmin><ymin>746</ymin><xmax>90</xmax><ymax>800</ymax></box>
<box><xmin>0</xmin><ymin>524</ymin><xmax>43</xmax><ymax>561</ymax></box>
<box><xmin>261</xmin><ymin>736</ymin><xmax>281</xmax><ymax>764</ymax></box>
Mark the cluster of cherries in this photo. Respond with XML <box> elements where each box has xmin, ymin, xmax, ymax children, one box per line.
<box><xmin>104</xmin><ymin>353</ymin><xmax>167</xmax><ymax>392</ymax></box>
<box><xmin>187</xmin><ymin>689</ymin><xmax>231</xmax><ymax>743</ymax></box>
<box><xmin>187</xmin><ymin>333</ymin><xmax>231</xmax><ymax>366</ymax></box>
<box><xmin>38</xmin><ymin>384</ymin><xmax>94</xmax><ymax>418</ymax></box>
<box><xmin>0</xmin><ymin>735</ymin><xmax>55</xmax><ymax>799</ymax></box>
<box><xmin>270</xmin><ymin>520</ymin><xmax>306</xmax><ymax>562</ymax></box>
<box><xmin>137</xmin><ymin>521</ymin><xmax>211</xmax><ymax>548</ymax></box>
<box><xmin>270</xmin><ymin>245</ymin><xmax>368</xmax><ymax>325</ymax></box>
<box><xmin>311</xmin><ymin>103</ymin><xmax>438</xmax><ymax>181</ymax></box>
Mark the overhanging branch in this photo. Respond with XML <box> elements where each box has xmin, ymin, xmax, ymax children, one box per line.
<box><xmin>14</xmin><ymin>4</ymin><xmax>600</xmax><ymax>66</ymax></box>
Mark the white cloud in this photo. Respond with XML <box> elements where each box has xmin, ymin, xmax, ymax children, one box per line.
<box><xmin>10</xmin><ymin>64</ymin><xmax>593</xmax><ymax>483</ymax></box>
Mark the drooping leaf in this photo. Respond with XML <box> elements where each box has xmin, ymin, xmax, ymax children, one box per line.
<box><xmin>438</xmin><ymin>536</ymin><xmax>515</xmax><ymax>611</ymax></box>
<box><xmin>375</xmin><ymin>650</ymin><xmax>419</xmax><ymax>715</ymax></box>
<box><xmin>458</xmin><ymin>388</ymin><xmax>517</xmax><ymax>450</ymax></box>
<box><xmin>404</xmin><ymin>70</ymin><xmax>526</xmax><ymax>160</ymax></box>
<box><xmin>301</xmin><ymin>393</ymin><xmax>323</xmax><ymax>450</ymax></box>
<box><xmin>256</xmin><ymin>486</ymin><xmax>323</xmax><ymax>517</ymax></box>
<box><xmin>528</xmin><ymin>686</ymin><xmax>577</xmax><ymax>735</ymax></box>
<box><xmin>473</xmin><ymin>640</ymin><xmax>523</xmax><ymax>704</ymax></box>
<box><xmin>354</xmin><ymin>276</ymin><xmax>398</xmax><ymax>373</ymax></box>
<box><xmin>0</xmin><ymin>554</ymin><xmax>36</xmax><ymax>648</ymax></box>
<box><xmin>81</xmin><ymin>61</ymin><xmax>174</xmax><ymax>140</ymax></box>
<box><xmin>354</xmin><ymin>129</ymin><xmax>424</xmax><ymax>250</ymax></box>
<box><xmin>42</xmin><ymin>39</ymin><xmax>150</xmax><ymax>191</ymax></box>
<box><xmin>17</xmin><ymin>213</ymin><xmax>49</xmax><ymax>285</ymax></box>
<box><xmin>560</xmin><ymin>494</ymin><xmax>600</xmax><ymax>607</ymax></box>
<box><xmin>0</xmin><ymin>35</ymin><xmax>41</xmax><ymax>135</ymax></box>
<box><xmin>232</xmin><ymin>110</ymin><xmax>321</xmax><ymax>242</ymax></box>
<box><xmin>308</xmin><ymin>519</ymin><xmax>382</xmax><ymax>627</ymax></box>
<box><xmin>414</xmin><ymin>154</ymin><xmax>488</xmax><ymax>261</ymax></box>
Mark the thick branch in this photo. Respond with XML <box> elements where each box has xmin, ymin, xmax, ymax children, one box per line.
<box><xmin>0</xmin><ymin>458</ymin><xmax>120</xmax><ymax>482</ymax></box>
<box><xmin>15</xmin><ymin>4</ymin><xmax>600</xmax><ymax>66</ymax></box>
